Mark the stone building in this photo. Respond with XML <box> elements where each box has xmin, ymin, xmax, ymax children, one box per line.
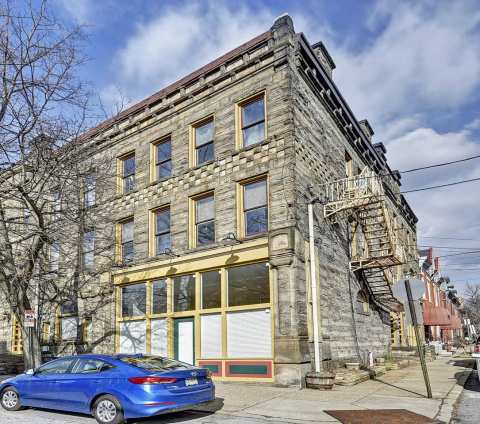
<box><xmin>0</xmin><ymin>14</ymin><xmax>418</xmax><ymax>386</ymax></box>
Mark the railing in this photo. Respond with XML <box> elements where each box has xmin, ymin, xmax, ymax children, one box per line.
<box><xmin>324</xmin><ymin>167</ymin><xmax>384</xmax><ymax>205</ymax></box>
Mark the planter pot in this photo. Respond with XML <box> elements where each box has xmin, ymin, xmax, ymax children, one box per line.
<box><xmin>305</xmin><ymin>371</ymin><xmax>335</xmax><ymax>390</ymax></box>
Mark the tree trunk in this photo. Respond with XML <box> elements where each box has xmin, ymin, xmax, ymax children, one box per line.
<box><xmin>22</xmin><ymin>326</ymin><xmax>42</xmax><ymax>370</ymax></box>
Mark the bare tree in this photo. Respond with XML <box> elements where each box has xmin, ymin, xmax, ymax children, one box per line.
<box><xmin>464</xmin><ymin>283</ymin><xmax>480</xmax><ymax>335</ymax></box>
<box><xmin>0</xmin><ymin>1</ymin><xmax>116</xmax><ymax>368</ymax></box>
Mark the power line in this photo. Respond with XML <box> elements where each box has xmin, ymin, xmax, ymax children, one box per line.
<box><xmin>437</xmin><ymin>250</ymin><xmax>480</xmax><ymax>258</ymax></box>
<box><xmin>401</xmin><ymin>176</ymin><xmax>480</xmax><ymax>194</ymax></box>
<box><xmin>418</xmin><ymin>245</ymin><xmax>480</xmax><ymax>250</ymax></box>
<box><xmin>400</xmin><ymin>154</ymin><xmax>480</xmax><ymax>174</ymax></box>
<box><xmin>420</xmin><ymin>236</ymin><xmax>479</xmax><ymax>241</ymax></box>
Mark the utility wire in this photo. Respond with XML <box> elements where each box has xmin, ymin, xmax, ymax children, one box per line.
<box><xmin>420</xmin><ymin>236</ymin><xmax>479</xmax><ymax>241</ymax></box>
<box><xmin>400</xmin><ymin>154</ymin><xmax>480</xmax><ymax>173</ymax></box>
<box><xmin>401</xmin><ymin>177</ymin><xmax>480</xmax><ymax>194</ymax></box>
<box><xmin>437</xmin><ymin>250</ymin><xmax>480</xmax><ymax>258</ymax></box>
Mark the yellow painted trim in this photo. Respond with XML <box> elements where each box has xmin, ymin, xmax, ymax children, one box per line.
<box><xmin>235</xmin><ymin>91</ymin><xmax>267</xmax><ymax>150</ymax></box>
<box><xmin>112</xmin><ymin>238</ymin><xmax>268</xmax><ymax>285</ymax></box>
<box><xmin>236</xmin><ymin>174</ymin><xmax>268</xmax><ymax>239</ymax></box>
<box><xmin>189</xmin><ymin>115</ymin><xmax>215</xmax><ymax>168</ymax></box>
<box><xmin>148</xmin><ymin>204</ymin><xmax>170</xmax><ymax>257</ymax></box>
<box><xmin>188</xmin><ymin>190</ymin><xmax>215</xmax><ymax>249</ymax></box>
<box><xmin>116</xmin><ymin>150</ymin><xmax>135</xmax><ymax>195</ymax></box>
<box><xmin>150</xmin><ymin>135</ymin><xmax>171</xmax><ymax>183</ymax></box>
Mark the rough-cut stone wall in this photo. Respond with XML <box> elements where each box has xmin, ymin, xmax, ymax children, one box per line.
<box><xmin>289</xmin><ymin>45</ymin><xmax>391</xmax><ymax>364</ymax></box>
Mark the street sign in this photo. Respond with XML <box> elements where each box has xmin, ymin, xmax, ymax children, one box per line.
<box><xmin>24</xmin><ymin>309</ymin><xmax>35</xmax><ymax>328</ymax></box>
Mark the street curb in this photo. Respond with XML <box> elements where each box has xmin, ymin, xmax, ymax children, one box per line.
<box><xmin>434</xmin><ymin>363</ymin><xmax>474</xmax><ymax>423</ymax></box>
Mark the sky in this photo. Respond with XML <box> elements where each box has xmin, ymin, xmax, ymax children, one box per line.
<box><xmin>51</xmin><ymin>0</ymin><xmax>480</xmax><ymax>293</ymax></box>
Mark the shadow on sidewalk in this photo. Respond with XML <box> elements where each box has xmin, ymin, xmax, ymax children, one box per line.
<box><xmin>371</xmin><ymin>378</ymin><xmax>426</xmax><ymax>398</ymax></box>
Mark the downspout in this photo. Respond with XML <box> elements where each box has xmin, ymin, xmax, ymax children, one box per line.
<box><xmin>308</xmin><ymin>199</ymin><xmax>321</xmax><ymax>372</ymax></box>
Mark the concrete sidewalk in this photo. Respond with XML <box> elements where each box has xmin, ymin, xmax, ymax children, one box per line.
<box><xmin>0</xmin><ymin>357</ymin><xmax>473</xmax><ymax>423</ymax></box>
<box><xmin>195</xmin><ymin>357</ymin><xmax>473</xmax><ymax>423</ymax></box>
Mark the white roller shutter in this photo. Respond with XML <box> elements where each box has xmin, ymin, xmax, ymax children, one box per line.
<box><xmin>151</xmin><ymin>319</ymin><xmax>168</xmax><ymax>357</ymax></box>
<box><xmin>201</xmin><ymin>314</ymin><xmax>222</xmax><ymax>358</ymax></box>
<box><xmin>119</xmin><ymin>320</ymin><xmax>146</xmax><ymax>353</ymax></box>
<box><xmin>227</xmin><ymin>309</ymin><xmax>271</xmax><ymax>358</ymax></box>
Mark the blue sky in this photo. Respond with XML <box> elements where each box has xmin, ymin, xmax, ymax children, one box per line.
<box><xmin>52</xmin><ymin>0</ymin><xmax>480</xmax><ymax>292</ymax></box>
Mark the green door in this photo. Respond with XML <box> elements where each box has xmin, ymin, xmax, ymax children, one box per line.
<box><xmin>174</xmin><ymin>317</ymin><xmax>195</xmax><ymax>365</ymax></box>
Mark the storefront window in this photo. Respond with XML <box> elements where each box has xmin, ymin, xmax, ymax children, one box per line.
<box><xmin>152</xmin><ymin>279</ymin><xmax>167</xmax><ymax>314</ymax></box>
<box><xmin>228</xmin><ymin>262</ymin><xmax>269</xmax><ymax>307</ymax></box>
<box><xmin>122</xmin><ymin>283</ymin><xmax>146</xmax><ymax>317</ymax></box>
<box><xmin>173</xmin><ymin>275</ymin><xmax>196</xmax><ymax>312</ymax></box>
<box><xmin>201</xmin><ymin>270</ymin><xmax>221</xmax><ymax>309</ymax></box>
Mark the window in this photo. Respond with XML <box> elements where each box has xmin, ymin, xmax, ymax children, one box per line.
<box><xmin>154</xmin><ymin>208</ymin><xmax>171</xmax><ymax>255</ymax></box>
<box><xmin>155</xmin><ymin>138</ymin><xmax>172</xmax><ymax>180</ymax></box>
<box><xmin>72</xmin><ymin>359</ymin><xmax>111</xmax><ymax>374</ymax></box>
<box><xmin>53</xmin><ymin>191</ymin><xmax>61</xmax><ymax>215</ymax></box>
<box><xmin>201</xmin><ymin>270</ymin><xmax>221</xmax><ymax>309</ymax></box>
<box><xmin>84</xmin><ymin>174</ymin><xmax>95</xmax><ymax>207</ymax></box>
<box><xmin>36</xmin><ymin>358</ymin><xmax>75</xmax><ymax>375</ymax></box>
<box><xmin>193</xmin><ymin>193</ymin><xmax>215</xmax><ymax>246</ymax></box>
<box><xmin>193</xmin><ymin>119</ymin><xmax>214</xmax><ymax>166</ymax></box>
<box><xmin>242</xmin><ymin>178</ymin><xmax>268</xmax><ymax>237</ymax></box>
<box><xmin>122</xmin><ymin>283</ymin><xmax>146</xmax><ymax>317</ymax></box>
<box><xmin>83</xmin><ymin>229</ymin><xmax>95</xmax><ymax>269</ymax></box>
<box><xmin>61</xmin><ymin>316</ymin><xmax>78</xmax><ymax>340</ymax></box>
<box><xmin>121</xmin><ymin>153</ymin><xmax>135</xmax><ymax>193</ymax></box>
<box><xmin>356</xmin><ymin>291</ymin><xmax>370</xmax><ymax>314</ymax></box>
<box><xmin>238</xmin><ymin>95</ymin><xmax>265</xmax><ymax>147</ymax></box>
<box><xmin>120</xmin><ymin>218</ymin><xmax>134</xmax><ymax>262</ymax></box>
<box><xmin>173</xmin><ymin>275</ymin><xmax>196</xmax><ymax>312</ymax></box>
<box><xmin>152</xmin><ymin>279</ymin><xmax>167</xmax><ymax>314</ymax></box>
<box><xmin>228</xmin><ymin>262</ymin><xmax>269</xmax><ymax>307</ymax></box>
<box><xmin>61</xmin><ymin>300</ymin><xmax>77</xmax><ymax>315</ymax></box>
<box><xmin>50</xmin><ymin>241</ymin><xmax>60</xmax><ymax>272</ymax></box>
<box><xmin>120</xmin><ymin>321</ymin><xmax>146</xmax><ymax>354</ymax></box>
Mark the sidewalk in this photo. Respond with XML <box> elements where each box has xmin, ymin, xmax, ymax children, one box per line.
<box><xmin>196</xmin><ymin>357</ymin><xmax>473</xmax><ymax>423</ymax></box>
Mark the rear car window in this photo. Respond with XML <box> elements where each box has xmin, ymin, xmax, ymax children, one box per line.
<box><xmin>119</xmin><ymin>356</ymin><xmax>191</xmax><ymax>372</ymax></box>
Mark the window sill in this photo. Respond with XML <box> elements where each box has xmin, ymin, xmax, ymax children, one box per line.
<box><xmin>189</xmin><ymin>159</ymin><xmax>216</xmax><ymax>172</ymax></box>
<box><xmin>186</xmin><ymin>242</ymin><xmax>220</xmax><ymax>254</ymax></box>
<box><xmin>236</xmin><ymin>138</ymin><xmax>269</xmax><ymax>155</ymax></box>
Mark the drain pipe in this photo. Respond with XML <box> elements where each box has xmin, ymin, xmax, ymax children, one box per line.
<box><xmin>308</xmin><ymin>198</ymin><xmax>321</xmax><ymax>373</ymax></box>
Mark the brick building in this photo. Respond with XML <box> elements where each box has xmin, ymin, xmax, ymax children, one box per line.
<box><xmin>0</xmin><ymin>15</ymin><xmax>418</xmax><ymax>385</ymax></box>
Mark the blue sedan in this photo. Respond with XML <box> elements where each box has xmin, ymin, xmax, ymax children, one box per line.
<box><xmin>0</xmin><ymin>354</ymin><xmax>215</xmax><ymax>424</ymax></box>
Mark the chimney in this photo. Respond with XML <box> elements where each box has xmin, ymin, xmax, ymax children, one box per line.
<box><xmin>359</xmin><ymin>119</ymin><xmax>374</xmax><ymax>142</ymax></box>
<box><xmin>311</xmin><ymin>41</ymin><xmax>336</xmax><ymax>79</ymax></box>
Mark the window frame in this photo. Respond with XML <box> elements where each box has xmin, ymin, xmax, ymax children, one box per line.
<box><xmin>149</xmin><ymin>206</ymin><xmax>171</xmax><ymax>256</ymax></box>
<box><xmin>189</xmin><ymin>191</ymin><xmax>215</xmax><ymax>248</ymax></box>
<box><xmin>237</xmin><ymin>175</ymin><xmax>268</xmax><ymax>239</ymax></box>
<box><xmin>235</xmin><ymin>92</ymin><xmax>267</xmax><ymax>149</ymax></box>
<box><xmin>189</xmin><ymin>116</ymin><xmax>215</xmax><ymax>168</ymax></box>
<box><xmin>121</xmin><ymin>282</ymin><xmax>147</xmax><ymax>319</ymax></box>
<box><xmin>82</xmin><ymin>228</ymin><xmax>95</xmax><ymax>269</ymax></box>
<box><xmin>150</xmin><ymin>136</ymin><xmax>172</xmax><ymax>182</ymax></box>
<box><xmin>83</xmin><ymin>172</ymin><xmax>96</xmax><ymax>208</ymax></box>
<box><xmin>117</xmin><ymin>217</ymin><xmax>134</xmax><ymax>263</ymax></box>
<box><xmin>117</xmin><ymin>151</ymin><xmax>136</xmax><ymax>195</ymax></box>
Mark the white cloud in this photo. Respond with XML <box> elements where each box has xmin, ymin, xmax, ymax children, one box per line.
<box><xmin>330</xmin><ymin>1</ymin><xmax>480</xmax><ymax>135</ymax></box>
<box><xmin>55</xmin><ymin>0</ymin><xmax>92</xmax><ymax>24</ymax></box>
<box><xmin>111</xmin><ymin>2</ymin><xmax>274</xmax><ymax>104</ymax></box>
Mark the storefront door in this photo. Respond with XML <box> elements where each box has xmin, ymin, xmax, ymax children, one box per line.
<box><xmin>174</xmin><ymin>317</ymin><xmax>195</xmax><ymax>365</ymax></box>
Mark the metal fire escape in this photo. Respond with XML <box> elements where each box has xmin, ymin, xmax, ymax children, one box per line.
<box><xmin>324</xmin><ymin>167</ymin><xmax>405</xmax><ymax>311</ymax></box>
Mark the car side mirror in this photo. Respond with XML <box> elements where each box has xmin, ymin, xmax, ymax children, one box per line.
<box><xmin>25</xmin><ymin>369</ymin><xmax>35</xmax><ymax>375</ymax></box>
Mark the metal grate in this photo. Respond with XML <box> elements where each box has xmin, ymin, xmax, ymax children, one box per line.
<box><xmin>324</xmin><ymin>409</ymin><xmax>440</xmax><ymax>424</ymax></box>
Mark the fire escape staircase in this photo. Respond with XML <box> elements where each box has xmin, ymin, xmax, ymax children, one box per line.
<box><xmin>324</xmin><ymin>167</ymin><xmax>405</xmax><ymax>311</ymax></box>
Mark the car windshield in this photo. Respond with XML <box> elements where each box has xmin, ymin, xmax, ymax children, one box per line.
<box><xmin>119</xmin><ymin>356</ymin><xmax>192</xmax><ymax>372</ymax></box>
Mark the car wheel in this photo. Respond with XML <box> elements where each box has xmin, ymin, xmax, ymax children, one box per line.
<box><xmin>0</xmin><ymin>387</ymin><xmax>22</xmax><ymax>411</ymax></box>
<box><xmin>93</xmin><ymin>395</ymin><xmax>125</xmax><ymax>424</ymax></box>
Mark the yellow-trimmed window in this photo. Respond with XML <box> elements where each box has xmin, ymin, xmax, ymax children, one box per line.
<box><xmin>238</xmin><ymin>177</ymin><xmax>268</xmax><ymax>238</ymax></box>
<box><xmin>152</xmin><ymin>137</ymin><xmax>172</xmax><ymax>181</ymax></box>
<box><xmin>117</xmin><ymin>217</ymin><xmax>134</xmax><ymax>262</ymax></box>
<box><xmin>118</xmin><ymin>152</ymin><xmax>135</xmax><ymax>194</ymax></box>
<box><xmin>236</xmin><ymin>93</ymin><xmax>266</xmax><ymax>148</ymax></box>
<box><xmin>151</xmin><ymin>207</ymin><xmax>171</xmax><ymax>255</ymax></box>
<box><xmin>191</xmin><ymin>117</ymin><xmax>214</xmax><ymax>166</ymax></box>
<box><xmin>190</xmin><ymin>192</ymin><xmax>215</xmax><ymax>247</ymax></box>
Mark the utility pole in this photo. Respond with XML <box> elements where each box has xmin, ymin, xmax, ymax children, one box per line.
<box><xmin>405</xmin><ymin>279</ymin><xmax>432</xmax><ymax>398</ymax></box>
<box><xmin>308</xmin><ymin>200</ymin><xmax>321</xmax><ymax>373</ymax></box>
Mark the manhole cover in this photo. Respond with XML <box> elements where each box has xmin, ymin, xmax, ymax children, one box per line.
<box><xmin>324</xmin><ymin>409</ymin><xmax>440</xmax><ymax>424</ymax></box>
